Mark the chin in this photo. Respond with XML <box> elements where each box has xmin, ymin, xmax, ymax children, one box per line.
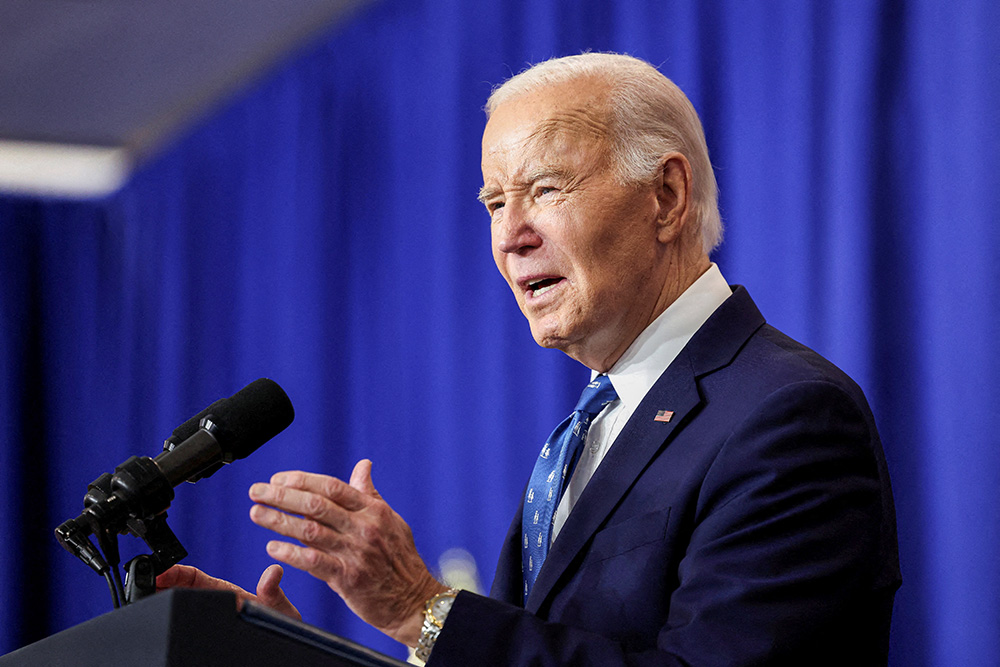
<box><xmin>530</xmin><ymin>330</ymin><xmax>561</xmax><ymax>349</ymax></box>
<box><xmin>528</xmin><ymin>320</ymin><xmax>576</xmax><ymax>352</ymax></box>
<box><xmin>528</xmin><ymin>321</ymin><xmax>560</xmax><ymax>348</ymax></box>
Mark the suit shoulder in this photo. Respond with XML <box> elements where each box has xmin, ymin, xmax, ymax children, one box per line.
<box><xmin>732</xmin><ymin>324</ymin><xmax>868</xmax><ymax>402</ymax></box>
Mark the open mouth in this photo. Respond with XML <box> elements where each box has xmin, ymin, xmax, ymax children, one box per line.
<box><xmin>527</xmin><ymin>277</ymin><xmax>564</xmax><ymax>297</ymax></box>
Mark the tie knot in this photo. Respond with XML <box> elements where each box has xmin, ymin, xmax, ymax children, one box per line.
<box><xmin>574</xmin><ymin>374</ymin><xmax>618</xmax><ymax>416</ymax></box>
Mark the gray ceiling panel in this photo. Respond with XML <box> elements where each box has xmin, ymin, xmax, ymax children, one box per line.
<box><xmin>0</xmin><ymin>0</ymin><xmax>371</xmax><ymax>195</ymax></box>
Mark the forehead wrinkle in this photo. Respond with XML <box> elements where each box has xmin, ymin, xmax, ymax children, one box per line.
<box><xmin>521</xmin><ymin>109</ymin><xmax>613</xmax><ymax>181</ymax></box>
<box><xmin>481</xmin><ymin>133</ymin><xmax>566</xmax><ymax>198</ymax></box>
<box><xmin>530</xmin><ymin>106</ymin><xmax>611</xmax><ymax>145</ymax></box>
<box><xmin>481</xmin><ymin>102</ymin><xmax>611</xmax><ymax>200</ymax></box>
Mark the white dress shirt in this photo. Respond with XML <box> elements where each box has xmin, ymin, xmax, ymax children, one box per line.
<box><xmin>551</xmin><ymin>264</ymin><xmax>732</xmax><ymax>541</ymax></box>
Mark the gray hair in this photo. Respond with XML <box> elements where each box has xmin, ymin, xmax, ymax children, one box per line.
<box><xmin>486</xmin><ymin>53</ymin><xmax>722</xmax><ymax>254</ymax></box>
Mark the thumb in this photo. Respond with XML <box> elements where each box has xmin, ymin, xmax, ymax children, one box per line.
<box><xmin>255</xmin><ymin>564</ymin><xmax>302</xmax><ymax>621</ymax></box>
<box><xmin>349</xmin><ymin>459</ymin><xmax>383</xmax><ymax>500</ymax></box>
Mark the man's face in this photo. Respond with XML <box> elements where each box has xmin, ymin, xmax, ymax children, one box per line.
<box><xmin>480</xmin><ymin>80</ymin><xmax>668</xmax><ymax>370</ymax></box>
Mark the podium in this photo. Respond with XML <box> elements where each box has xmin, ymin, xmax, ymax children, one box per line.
<box><xmin>0</xmin><ymin>589</ymin><xmax>409</xmax><ymax>666</ymax></box>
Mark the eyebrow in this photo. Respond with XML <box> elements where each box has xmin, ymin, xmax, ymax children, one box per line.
<box><xmin>525</xmin><ymin>167</ymin><xmax>571</xmax><ymax>183</ymax></box>
<box><xmin>477</xmin><ymin>186</ymin><xmax>498</xmax><ymax>205</ymax></box>
<box><xmin>477</xmin><ymin>167</ymin><xmax>572</xmax><ymax>204</ymax></box>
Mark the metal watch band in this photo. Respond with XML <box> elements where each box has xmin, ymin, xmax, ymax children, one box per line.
<box><xmin>414</xmin><ymin>588</ymin><xmax>459</xmax><ymax>662</ymax></box>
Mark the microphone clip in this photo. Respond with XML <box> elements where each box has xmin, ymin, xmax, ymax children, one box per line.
<box><xmin>122</xmin><ymin>513</ymin><xmax>188</xmax><ymax>603</ymax></box>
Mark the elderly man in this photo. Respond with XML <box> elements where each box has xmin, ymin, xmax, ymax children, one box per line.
<box><xmin>159</xmin><ymin>53</ymin><xmax>900</xmax><ymax>665</ymax></box>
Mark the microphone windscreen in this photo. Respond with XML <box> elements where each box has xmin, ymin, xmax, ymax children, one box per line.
<box><xmin>210</xmin><ymin>378</ymin><xmax>295</xmax><ymax>461</ymax></box>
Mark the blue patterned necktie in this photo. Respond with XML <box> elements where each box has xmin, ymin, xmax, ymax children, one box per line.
<box><xmin>522</xmin><ymin>374</ymin><xmax>618</xmax><ymax>603</ymax></box>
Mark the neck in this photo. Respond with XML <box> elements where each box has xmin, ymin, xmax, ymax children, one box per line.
<box><xmin>572</xmin><ymin>253</ymin><xmax>711</xmax><ymax>373</ymax></box>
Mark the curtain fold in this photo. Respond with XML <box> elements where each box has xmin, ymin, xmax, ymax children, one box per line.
<box><xmin>1</xmin><ymin>1</ymin><xmax>997</xmax><ymax>663</ymax></box>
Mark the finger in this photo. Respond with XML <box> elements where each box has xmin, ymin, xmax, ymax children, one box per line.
<box><xmin>267</xmin><ymin>470</ymin><xmax>370</xmax><ymax>512</ymax></box>
<box><xmin>256</xmin><ymin>563</ymin><xmax>285</xmax><ymax>595</ymax></box>
<box><xmin>249</xmin><ymin>482</ymin><xmax>351</xmax><ymax>531</ymax></box>
<box><xmin>264</xmin><ymin>540</ymin><xmax>345</xmax><ymax>589</ymax></box>
<box><xmin>255</xmin><ymin>564</ymin><xmax>302</xmax><ymax>621</ymax></box>
<box><xmin>155</xmin><ymin>563</ymin><xmax>197</xmax><ymax>589</ymax></box>
<box><xmin>349</xmin><ymin>459</ymin><xmax>383</xmax><ymax>501</ymax></box>
<box><xmin>155</xmin><ymin>564</ymin><xmax>251</xmax><ymax>598</ymax></box>
<box><xmin>250</xmin><ymin>503</ymin><xmax>353</xmax><ymax>549</ymax></box>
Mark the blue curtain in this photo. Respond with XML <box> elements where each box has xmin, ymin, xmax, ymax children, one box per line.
<box><xmin>1</xmin><ymin>1</ymin><xmax>997</xmax><ymax>664</ymax></box>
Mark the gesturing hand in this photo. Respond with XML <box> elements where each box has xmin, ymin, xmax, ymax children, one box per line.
<box><xmin>248</xmin><ymin>459</ymin><xmax>447</xmax><ymax>646</ymax></box>
<box><xmin>155</xmin><ymin>563</ymin><xmax>301</xmax><ymax>621</ymax></box>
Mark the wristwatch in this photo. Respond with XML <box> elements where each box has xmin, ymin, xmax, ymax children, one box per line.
<box><xmin>414</xmin><ymin>588</ymin><xmax>459</xmax><ymax>662</ymax></box>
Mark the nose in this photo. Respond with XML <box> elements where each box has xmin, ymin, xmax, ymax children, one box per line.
<box><xmin>493</xmin><ymin>202</ymin><xmax>542</xmax><ymax>255</ymax></box>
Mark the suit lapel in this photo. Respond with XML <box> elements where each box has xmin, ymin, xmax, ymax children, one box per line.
<box><xmin>524</xmin><ymin>286</ymin><xmax>766</xmax><ymax>612</ymax></box>
<box><xmin>490</xmin><ymin>492</ymin><xmax>528</xmax><ymax>604</ymax></box>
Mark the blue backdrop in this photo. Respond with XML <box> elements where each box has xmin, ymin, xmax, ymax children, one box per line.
<box><xmin>1</xmin><ymin>1</ymin><xmax>997</xmax><ymax>664</ymax></box>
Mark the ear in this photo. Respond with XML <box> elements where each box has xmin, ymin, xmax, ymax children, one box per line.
<box><xmin>654</xmin><ymin>153</ymin><xmax>693</xmax><ymax>244</ymax></box>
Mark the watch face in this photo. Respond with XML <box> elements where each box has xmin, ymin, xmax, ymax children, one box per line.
<box><xmin>432</xmin><ymin>595</ymin><xmax>456</xmax><ymax>619</ymax></box>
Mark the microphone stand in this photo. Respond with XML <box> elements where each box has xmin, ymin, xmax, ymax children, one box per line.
<box><xmin>123</xmin><ymin>513</ymin><xmax>187</xmax><ymax>604</ymax></box>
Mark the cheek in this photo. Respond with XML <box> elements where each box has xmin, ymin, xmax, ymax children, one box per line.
<box><xmin>491</xmin><ymin>247</ymin><xmax>524</xmax><ymax>307</ymax></box>
<box><xmin>490</xmin><ymin>237</ymin><xmax>507</xmax><ymax>278</ymax></box>
<box><xmin>571</xmin><ymin>234</ymin><xmax>656</xmax><ymax>304</ymax></box>
<box><xmin>593</xmin><ymin>201</ymin><xmax>658</xmax><ymax>265</ymax></box>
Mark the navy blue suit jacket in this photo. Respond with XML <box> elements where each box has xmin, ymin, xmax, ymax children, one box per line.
<box><xmin>432</xmin><ymin>287</ymin><xmax>900</xmax><ymax>666</ymax></box>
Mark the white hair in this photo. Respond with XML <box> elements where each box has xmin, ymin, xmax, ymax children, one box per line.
<box><xmin>486</xmin><ymin>53</ymin><xmax>722</xmax><ymax>254</ymax></box>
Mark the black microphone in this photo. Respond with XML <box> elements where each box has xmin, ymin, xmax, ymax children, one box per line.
<box><xmin>55</xmin><ymin>378</ymin><xmax>294</xmax><ymax>561</ymax></box>
<box><xmin>157</xmin><ymin>378</ymin><xmax>293</xmax><ymax>486</ymax></box>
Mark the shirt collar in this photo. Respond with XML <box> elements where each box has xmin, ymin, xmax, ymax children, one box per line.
<box><xmin>593</xmin><ymin>263</ymin><xmax>732</xmax><ymax>413</ymax></box>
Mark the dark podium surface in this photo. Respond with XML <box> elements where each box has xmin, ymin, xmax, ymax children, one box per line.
<box><xmin>0</xmin><ymin>589</ymin><xmax>409</xmax><ymax>666</ymax></box>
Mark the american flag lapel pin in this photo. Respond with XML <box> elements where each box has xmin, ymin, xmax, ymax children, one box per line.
<box><xmin>654</xmin><ymin>410</ymin><xmax>674</xmax><ymax>423</ymax></box>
